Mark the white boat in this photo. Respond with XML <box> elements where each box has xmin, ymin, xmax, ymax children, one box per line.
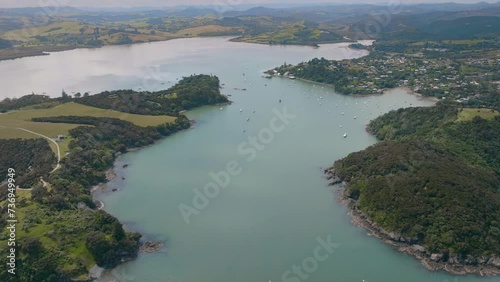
<box><xmin>343</xmin><ymin>133</ymin><xmax>347</xmax><ymax>138</ymax></box>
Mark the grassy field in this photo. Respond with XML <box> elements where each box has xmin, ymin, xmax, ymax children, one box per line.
<box><xmin>457</xmin><ymin>108</ymin><xmax>500</xmax><ymax>122</ymax></box>
<box><xmin>409</xmin><ymin>39</ymin><xmax>490</xmax><ymax>46</ymax></box>
<box><xmin>4</xmin><ymin>102</ymin><xmax>176</xmax><ymax>127</ymax></box>
<box><xmin>172</xmin><ymin>25</ymin><xmax>235</xmax><ymax>36</ymax></box>
<box><xmin>0</xmin><ymin>102</ymin><xmax>176</xmax><ymax>155</ymax></box>
<box><xmin>0</xmin><ymin>126</ymin><xmax>71</xmax><ymax>155</ymax></box>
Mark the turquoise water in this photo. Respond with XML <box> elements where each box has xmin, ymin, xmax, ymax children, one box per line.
<box><xmin>0</xmin><ymin>38</ymin><xmax>495</xmax><ymax>282</ymax></box>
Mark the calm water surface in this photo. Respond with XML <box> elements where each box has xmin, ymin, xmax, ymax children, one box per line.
<box><xmin>0</xmin><ymin>38</ymin><xmax>494</xmax><ymax>282</ymax></box>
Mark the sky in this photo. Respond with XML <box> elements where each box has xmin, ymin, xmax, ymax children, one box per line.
<box><xmin>0</xmin><ymin>0</ymin><xmax>497</xmax><ymax>8</ymax></box>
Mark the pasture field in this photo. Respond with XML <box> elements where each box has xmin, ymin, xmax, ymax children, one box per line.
<box><xmin>457</xmin><ymin>108</ymin><xmax>500</xmax><ymax>122</ymax></box>
<box><xmin>0</xmin><ymin>102</ymin><xmax>176</xmax><ymax>155</ymax></box>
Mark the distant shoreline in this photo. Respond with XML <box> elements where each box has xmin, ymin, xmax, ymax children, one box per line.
<box><xmin>0</xmin><ymin>36</ymin><xmax>234</xmax><ymax>62</ymax></box>
<box><xmin>0</xmin><ymin>36</ymin><xmax>355</xmax><ymax>62</ymax></box>
<box><xmin>282</xmin><ymin>74</ymin><xmax>439</xmax><ymax>103</ymax></box>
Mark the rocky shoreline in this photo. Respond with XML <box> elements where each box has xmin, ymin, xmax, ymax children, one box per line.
<box><xmin>325</xmin><ymin>168</ymin><xmax>500</xmax><ymax>277</ymax></box>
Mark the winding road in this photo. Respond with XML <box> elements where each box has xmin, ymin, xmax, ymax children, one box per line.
<box><xmin>1</xmin><ymin>126</ymin><xmax>61</xmax><ymax>173</ymax></box>
<box><xmin>14</xmin><ymin>127</ymin><xmax>61</xmax><ymax>172</ymax></box>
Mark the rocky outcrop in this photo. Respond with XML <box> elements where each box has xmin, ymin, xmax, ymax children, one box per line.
<box><xmin>140</xmin><ymin>241</ymin><xmax>164</xmax><ymax>253</ymax></box>
<box><xmin>324</xmin><ymin>168</ymin><xmax>343</xmax><ymax>186</ymax></box>
<box><xmin>105</xmin><ymin>169</ymin><xmax>117</xmax><ymax>181</ymax></box>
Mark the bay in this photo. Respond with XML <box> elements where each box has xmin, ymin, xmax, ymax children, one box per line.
<box><xmin>0</xmin><ymin>37</ymin><xmax>493</xmax><ymax>282</ymax></box>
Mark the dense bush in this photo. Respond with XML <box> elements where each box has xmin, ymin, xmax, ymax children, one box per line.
<box><xmin>0</xmin><ymin>94</ymin><xmax>52</xmax><ymax>113</ymax></box>
<box><xmin>0</xmin><ymin>139</ymin><xmax>56</xmax><ymax>190</ymax></box>
<box><xmin>76</xmin><ymin>74</ymin><xmax>227</xmax><ymax>116</ymax></box>
<box><xmin>334</xmin><ymin>140</ymin><xmax>500</xmax><ymax>258</ymax></box>
<box><xmin>333</xmin><ymin>105</ymin><xmax>500</xmax><ymax>261</ymax></box>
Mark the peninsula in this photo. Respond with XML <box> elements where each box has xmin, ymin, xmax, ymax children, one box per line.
<box><xmin>0</xmin><ymin>74</ymin><xmax>228</xmax><ymax>281</ymax></box>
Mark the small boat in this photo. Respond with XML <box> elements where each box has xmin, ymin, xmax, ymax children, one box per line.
<box><xmin>246</xmin><ymin>118</ymin><xmax>250</xmax><ymax>121</ymax></box>
<box><xmin>240</xmin><ymin>109</ymin><xmax>243</xmax><ymax>112</ymax></box>
<box><xmin>354</xmin><ymin>116</ymin><xmax>357</xmax><ymax>119</ymax></box>
<box><xmin>343</xmin><ymin>133</ymin><xmax>347</xmax><ymax>138</ymax></box>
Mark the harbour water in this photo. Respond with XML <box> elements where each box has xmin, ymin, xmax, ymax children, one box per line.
<box><xmin>0</xmin><ymin>37</ymin><xmax>492</xmax><ymax>282</ymax></box>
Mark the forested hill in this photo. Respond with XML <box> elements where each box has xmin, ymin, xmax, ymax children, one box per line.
<box><xmin>368</xmin><ymin>105</ymin><xmax>500</xmax><ymax>173</ymax></box>
<box><xmin>331</xmin><ymin>105</ymin><xmax>500</xmax><ymax>275</ymax></box>
<box><xmin>76</xmin><ymin>74</ymin><xmax>228</xmax><ymax>116</ymax></box>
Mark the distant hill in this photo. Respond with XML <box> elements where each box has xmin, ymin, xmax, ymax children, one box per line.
<box><xmin>223</xmin><ymin>6</ymin><xmax>290</xmax><ymax>18</ymax></box>
<box><xmin>424</xmin><ymin>16</ymin><xmax>500</xmax><ymax>39</ymax></box>
<box><xmin>363</xmin><ymin>14</ymin><xmax>500</xmax><ymax>41</ymax></box>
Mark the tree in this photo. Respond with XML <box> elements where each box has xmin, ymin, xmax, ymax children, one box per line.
<box><xmin>61</xmin><ymin>90</ymin><xmax>69</xmax><ymax>99</ymax></box>
<box><xmin>112</xmin><ymin>221</ymin><xmax>125</xmax><ymax>241</ymax></box>
<box><xmin>31</xmin><ymin>183</ymin><xmax>48</xmax><ymax>203</ymax></box>
<box><xmin>74</xmin><ymin>92</ymin><xmax>81</xmax><ymax>98</ymax></box>
<box><xmin>85</xmin><ymin>231</ymin><xmax>112</xmax><ymax>267</ymax></box>
<box><xmin>46</xmin><ymin>194</ymin><xmax>70</xmax><ymax>210</ymax></box>
<box><xmin>21</xmin><ymin>238</ymin><xmax>43</xmax><ymax>255</ymax></box>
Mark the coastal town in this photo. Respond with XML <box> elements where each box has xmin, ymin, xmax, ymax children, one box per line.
<box><xmin>267</xmin><ymin>45</ymin><xmax>500</xmax><ymax>107</ymax></box>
